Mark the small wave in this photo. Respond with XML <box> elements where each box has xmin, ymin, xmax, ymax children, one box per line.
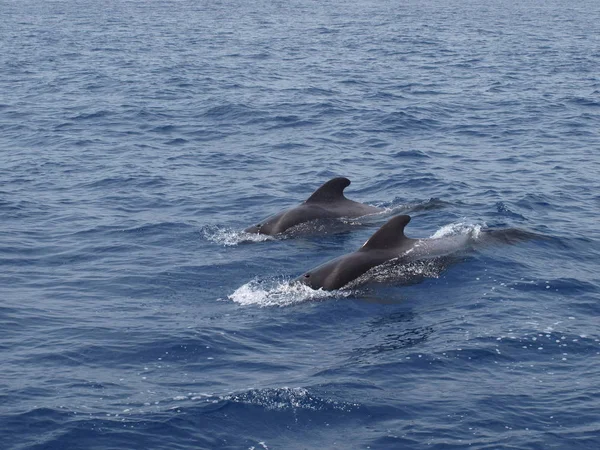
<box><xmin>202</xmin><ymin>226</ymin><xmax>273</xmax><ymax>246</ymax></box>
<box><xmin>167</xmin><ymin>387</ymin><xmax>361</xmax><ymax>413</ymax></box>
<box><xmin>392</xmin><ymin>149</ymin><xmax>430</xmax><ymax>159</ymax></box>
<box><xmin>222</xmin><ymin>387</ymin><xmax>358</xmax><ymax>412</ymax></box>
<box><xmin>70</xmin><ymin>110</ymin><xmax>111</xmax><ymax>121</ymax></box>
<box><xmin>494</xmin><ymin>201</ymin><xmax>526</xmax><ymax>220</ymax></box>
<box><xmin>203</xmin><ymin>103</ymin><xmax>265</xmax><ymax>121</ymax></box>
<box><xmin>120</xmin><ymin>221</ymin><xmax>190</xmax><ymax>235</ymax></box>
<box><xmin>227</xmin><ymin>277</ymin><xmax>350</xmax><ymax>307</ymax></box>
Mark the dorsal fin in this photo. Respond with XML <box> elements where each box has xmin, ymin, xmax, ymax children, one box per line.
<box><xmin>305</xmin><ymin>177</ymin><xmax>350</xmax><ymax>203</ymax></box>
<box><xmin>361</xmin><ymin>215</ymin><xmax>412</xmax><ymax>251</ymax></box>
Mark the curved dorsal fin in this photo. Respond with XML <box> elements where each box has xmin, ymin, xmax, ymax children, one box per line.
<box><xmin>305</xmin><ymin>177</ymin><xmax>351</xmax><ymax>203</ymax></box>
<box><xmin>361</xmin><ymin>215</ymin><xmax>412</xmax><ymax>251</ymax></box>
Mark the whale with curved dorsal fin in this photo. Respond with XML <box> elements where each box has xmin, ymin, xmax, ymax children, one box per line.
<box><xmin>244</xmin><ymin>177</ymin><xmax>382</xmax><ymax>235</ymax></box>
<box><xmin>295</xmin><ymin>215</ymin><xmax>477</xmax><ymax>291</ymax></box>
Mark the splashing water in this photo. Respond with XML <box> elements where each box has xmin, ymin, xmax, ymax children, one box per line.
<box><xmin>227</xmin><ymin>277</ymin><xmax>351</xmax><ymax>307</ymax></box>
<box><xmin>430</xmin><ymin>221</ymin><xmax>483</xmax><ymax>240</ymax></box>
<box><xmin>228</xmin><ymin>221</ymin><xmax>487</xmax><ymax>303</ymax></box>
<box><xmin>202</xmin><ymin>226</ymin><xmax>273</xmax><ymax>246</ymax></box>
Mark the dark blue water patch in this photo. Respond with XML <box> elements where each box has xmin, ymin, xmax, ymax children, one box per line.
<box><xmin>366</xmin><ymin>110</ymin><xmax>442</xmax><ymax>134</ymax></box>
<box><xmin>569</xmin><ymin>95</ymin><xmax>600</xmax><ymax>108</ymax></box>
<box><xmin>510</xmin><ymin>277</ymin><xmax>598</xmax><ymax>295</ymax></box>
<box><xmin>147</xmin><ymin>124</ymin><xmax>180</xmax><ymax>134</ymax></box>
<box><xmin>568</xmin><ymin>295</ymin><xmax>600</xmax><ymax>317</ymax></box>
<box><xmin>119</xmin><ymin>222</ymin><xmax>194</xmax><ymax>237</ymax></box>
<box><xmin>345</xmin><ymin>325</ymin><xmax>434</xmax><ymax>363</ymax></box>
<box><xmin>78</xmin><ymin>176</ymin><xmax>167</xmax><ymax>190</ymax></box>
<box><xmin>367</xmin><ymin>174</ymin><xmax>445</xmax><ymax>194</ymax></box>
<box><xmin>268</xmin><ymin>142</ymin><xmax>312</xmax><ymax>151</ymax></box>
<box><xmin>69</xmin><ymin>110</ymin><xmax>113</xmax><ymax>121</ymax></box>
<box><xmin>265</xmin><ymin>115</ymin><xmax>318</xmax><ymax>130</ymax></box>
<box><xmin>0</xmin><ymin>199</ymin><xmax>52</xmax><ymax>219</ymax></box>
<box><xmin>513</xmin><ymin>193</ymin><xmax>556</xmax><ymax>213</ymax></box>
<box><xmin>165</xmin><ymin>138</ymin><xmax>188</xmax><ymax>146</ymax></box>
<box><xmin>11</xmin><ymin>330</ymin><xmax>256</xmax><ymax>372</ymax></box>
<box><xmin>359</xmin><ymin>137</ymin><xmax>390</xmax><ymax>149</ymax></box>
<box><xmin>203</xmin><ymin>103</ymin><xmax>267</xmax><ymax>122</ymax></box>
<box><xmin>11</xmin><ymin>387</ymin><xmax>361</xmax><ymax>449</ymax></box>
<box><xmin>391</xmin><ymin>149</ymin><xmax>430</xmax><ymax>159</ymax></box>
<box><xmin>0</xmin><ymin>242</ymin><xmax>145</xmax><ymax>269</ymax></box>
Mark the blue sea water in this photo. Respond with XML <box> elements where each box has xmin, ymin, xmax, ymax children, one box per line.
<box><xmin>1</xmin><ymin>0</ymin><xmax>600</xmax><ymax>448</ymax></box>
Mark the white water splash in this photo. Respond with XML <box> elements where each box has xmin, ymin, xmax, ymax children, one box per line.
<box><xmin>226</xmin><ymin>221</ymin><xmax>486</xmax><ymax>304</ymax></box>
<box><xmin>202</xmin><ymin>226</ymin><xmax>273</xmax><ymax>246</ymax></box>
<box><xmin>228</xmin><ymin>277</ymin><xmax>351</xmax><ymax>307</ymax></box>
<box><xmin>430</xmin><ymin>221</ymin><xmax>483</xmax><ymax>240</ymax></box>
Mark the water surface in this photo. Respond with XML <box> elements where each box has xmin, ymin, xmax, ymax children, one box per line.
<box><xmin>1</xmin><ymin>0</ymin><xmax>600</xmax><ymax>448</ymax></box>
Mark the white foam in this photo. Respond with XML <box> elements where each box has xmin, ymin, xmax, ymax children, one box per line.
<box><xmin>202</xmin><ymin>226</ymin><xmax>273</xmax><ymax>246</ymax></box>
<box><xmin>227</xmin><ymin>277</ymin><xmax>350</xmax><ymax>307</ymax></box>
<box><xmin>430</xmin><ymin>221</ymin><xmax>483</xmax><ymax>239</ymax></box>
<box><xmin>386</xmin><ymin>204</ymin><xmax>411</xmax><ymax>216</ymax></box>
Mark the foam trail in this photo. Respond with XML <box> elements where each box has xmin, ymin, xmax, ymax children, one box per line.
<box><xmin>228</xmin><ymin>277</ymin><xmax>351</xmax><ymax>307</ymax></box>
<box><xmin>202</xmin><ymin>226</ymin><xmax>273</xmax><ymax>246</ymax></box>
<box><xmin>430</xmin><ymin>221</ymin><xmax>483</xmax><ymax>239</ymax></box>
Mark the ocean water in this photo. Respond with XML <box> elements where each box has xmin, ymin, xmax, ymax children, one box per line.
<box><xmin>1</xmin><ymin>0</ymin><xmax>600</xmax><ymax>448</ymax></box>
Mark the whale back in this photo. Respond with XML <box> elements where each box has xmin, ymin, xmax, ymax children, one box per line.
<box><xmin>245</xmin><ymin>177</ymin><xmax>381</xmax><ymax>235</ymax></box>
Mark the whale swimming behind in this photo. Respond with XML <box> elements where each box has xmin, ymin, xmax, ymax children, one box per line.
<box><xmin>244</xmin><ymin>177</ymin><xmax>382</xmax><ymax>235</ymax></box>
<box><xmin>295</xmin><ymin>215</ymin><xmax>533</xmax><ymax>291</ymax></box>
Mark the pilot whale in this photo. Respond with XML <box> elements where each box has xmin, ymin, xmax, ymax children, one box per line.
<box><xmin>245</xmin><ymin>177</ymin><xmax>382</xmax><ymax>235</ymax></box>
<box><xmin>296</xmin><ymin>214</ymin><xmax>488</xmax><ymax>291</ymax></box>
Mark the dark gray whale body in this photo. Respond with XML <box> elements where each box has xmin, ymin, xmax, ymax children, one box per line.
<box><xmin>295</xmin><ymin>214</ymin><xmax>538</xmax><ymax>291</ymax></box>
<box><xmin>245</xmin><ymin>177</ymin><xmax>381</xmax><ymax>235</ymax></box>
<box><xmin>296</xmin><ymin>215</ymin><xmax>475</xmax><ymax>291</ymax></box>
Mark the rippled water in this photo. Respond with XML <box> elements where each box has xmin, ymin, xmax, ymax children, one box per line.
<box><xmin>2</xmin><ymin>0</ymin><xmax>600</xmax><ymax>449</ymax></box>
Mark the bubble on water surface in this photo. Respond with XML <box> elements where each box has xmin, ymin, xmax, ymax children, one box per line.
<box><xmin>202</xmin><ymin>226</ymin><xmax>273</xmax><ymax>246</ymax></box>
<box><xmin>430</xmin><ymin>221</ymin><xmax>483</xmax><ymax>239</ymax></box>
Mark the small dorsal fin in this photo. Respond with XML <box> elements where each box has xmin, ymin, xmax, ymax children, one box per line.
<box><xmin>305</xmin><ymin>177</ymin><xmax>351</xmax><ymax>203</ymax></box>
<box><xmin>361</xmin><ymin>215</ymin><xmax>412</xmax><ymax>251</ymax></box>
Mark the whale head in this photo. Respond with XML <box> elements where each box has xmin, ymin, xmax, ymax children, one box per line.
<box><xmin>294</xmin><ymin>215</ymin><xmax>414</xmax><ymax>291</ymax></box>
